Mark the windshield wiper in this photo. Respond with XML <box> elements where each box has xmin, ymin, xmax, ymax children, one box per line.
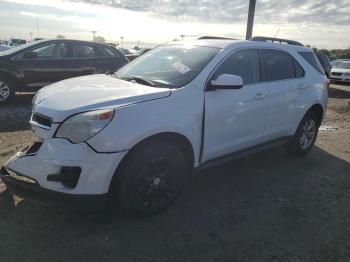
<box><xmin>120</xmin><ymin>76</ymin><xmax>156</xmax><ymax>87</ymax></box>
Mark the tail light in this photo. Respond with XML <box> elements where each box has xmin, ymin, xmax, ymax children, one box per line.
<box><xmin>326</xmin><ymin>78</ymin><xmax>331</xmax><ymax>88</ymax></box>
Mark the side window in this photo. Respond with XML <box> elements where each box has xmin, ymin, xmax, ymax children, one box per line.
<box><xmin>72</xmin><ymin>44</ymin><xmax>95</xmax><ymax>58</ymax></box>
<box><xmin>299</xmin><ymin>51</ymin><xmax>325</xmax><ymax>75</ymax></box>
<box><xmin>32</xmin><ymin>44</ymin><xmax>56</xmax><ymax>58</ymax></box>
<box><xmin>100</xmin><ymin>47</ymin><xmax>120</xmax><ymax>57</ymax></box>
<box><xmin>261</xmin><ymin>50</ymin><xmax>295</xmax><ymax>81</ymax></box>
<box><xmin>214</xmin><ymin>49</ymin><xmax>260</xmax><ymax>85</ymax></box>
<box><xmin>53</xmin><ymin>43</ymin><xmax>70</xmax><ymax>59</ymax></box>
<box><xmin>295</xmin><ymin>60</ymin><xmax>305</xmax><ymax>78</ymax></box>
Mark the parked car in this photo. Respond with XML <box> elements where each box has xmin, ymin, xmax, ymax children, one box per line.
<box><xmin>8</xmin><ymin>38</ymin><xmax>27</xmax><ymax>47</ymax></box>
<box><xmin>0</xmin><ymin>39</ymin><xmax>128</xmax><ymax>103</ymax></box>
<box><xmin>0</xmin><ymin>37</ymin><xmax>328</xmax><ymax>216</ymax></box>
<box><xmin>0</xmin><ymin>45</ymin><xmax>10</xmax><ymax>52</ymax></box>
<box><xmin>126</xmin><ymin>48</ymin><xmax>152</xmax><ymax>61</ymax></box>
<box><xmin>330</xmin><ymin>60</ymin><xmax>350</xmax><ymax>83</ymax></box>
<box><xmin>316</xmin><ymin>54</ymin><xmax>332</xmax><ymax>77</ymax></box>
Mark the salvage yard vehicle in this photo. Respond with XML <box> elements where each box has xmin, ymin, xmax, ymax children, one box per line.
<box><xmin>330</xmin><ymin>60</ymin><xmax>350</xmax><ymax>83</ymax></box>
<box><xmin>126</xmin><ymin>48</ymin><xmax>152</xmax><ymax>61</ymax></box>
<box><xmin>0</xmin><ymin>37</ymin><xmax>328</xmax><ymax>216</ymax></box>
<box><xmin>0</xmin><ymin>39</ymin><xmax>128</xmax><ymax>103</ymax></box>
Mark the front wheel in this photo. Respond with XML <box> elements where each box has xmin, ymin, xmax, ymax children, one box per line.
<box><xmin>114</xmin><ymin>141</ymin><xmax>189</xmax><ymax>217</ymax></box>
<box><xmin>0</xmin><ymin>75</ymin><xmax>15</xmax><ymax>104</ymax></box>
<box><xmin>286</xmin><ymin>111</ymin><xmax>320</xmax><ymax>156</ymax></box>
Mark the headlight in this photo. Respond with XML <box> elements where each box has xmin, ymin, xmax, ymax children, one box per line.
<box><xmin>32</xmin><ymin>92</ymin><xmax>40</xmax><ymax>105</ymax></box>
<box><xmin>55</xmin><ymin>109</ymin><xmax>114</xmax><ymax>143</ymax></box>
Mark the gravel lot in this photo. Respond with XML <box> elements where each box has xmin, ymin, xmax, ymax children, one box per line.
<box><xmin>0</xmin><ymin>84</ymin><xmax>349</xmax><ymax>262</ymax></box>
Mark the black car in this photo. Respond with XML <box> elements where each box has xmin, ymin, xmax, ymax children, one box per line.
<box><xmin>316</xmin><ymin>54</ymin><xmax>332</xmax><ymax>78</ymax></box>
<box><xmin>0</xmin><ymin>39</ymin><xmax>128</xmax><ymax>103</ymax></box>
<box><xmin>126</xmin><ymin>48</ymin><xmax>152</xmax><ymax>61</ymax></box>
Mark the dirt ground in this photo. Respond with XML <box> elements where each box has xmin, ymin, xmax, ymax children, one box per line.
<box><xmin>0</xmin><ymin>84</ymin><xmax>349</xmax><ymax>262</ymax></box>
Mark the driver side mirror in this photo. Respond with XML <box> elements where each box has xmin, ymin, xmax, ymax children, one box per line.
<box><xmin>209</xmin><ymin>74</ymin><xmax>243</xmax><ymax>90</ymax></box>
<box><xmin>23</xmin><ymin>51</ymin><xmax>38</xmax><ymax>59</ymax></box>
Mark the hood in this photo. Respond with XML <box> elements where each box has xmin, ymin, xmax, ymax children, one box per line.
<box><xmin>331</xmin><ymin>68</ymin><xmax>350</xmax><ymax>73</ymax></box>
<box><xmin>33</xmin><ymin>74</ymin><xmax>171</xmax><ymax>122</ymax></box>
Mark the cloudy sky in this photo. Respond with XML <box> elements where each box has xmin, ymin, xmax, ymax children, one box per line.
<box><xmin>0</xmin><ymin>0</ymin><xmax>349</xmax><ymax>48</ymax></box>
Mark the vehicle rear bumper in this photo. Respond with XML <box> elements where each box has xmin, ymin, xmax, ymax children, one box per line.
<box><xmin>0</xmin><ymin>167</ymin><xmax>108</xmax><ymax>211</ymax></box>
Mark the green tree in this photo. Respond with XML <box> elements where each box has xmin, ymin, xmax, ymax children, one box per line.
<box><xmin>93</xmin><ymin>35</ymin><xmax>105</xmax><ymax>43</ymax></box>
<box><xmin>56</xmin><ymin>34</ymin><xmax>65</xmax><ymax>39</ymax></box>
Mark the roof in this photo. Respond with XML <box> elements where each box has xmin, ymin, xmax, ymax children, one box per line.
<box><xmin>164</xmin><ymin>39</ymin><xmax>312</xmax><ymax>52</ymax></box>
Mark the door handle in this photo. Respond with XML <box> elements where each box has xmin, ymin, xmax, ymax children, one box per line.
<box><xmin>254</xmin><ymin>92</ymin><xmax>265</xmax><ymax>100</ymax></box>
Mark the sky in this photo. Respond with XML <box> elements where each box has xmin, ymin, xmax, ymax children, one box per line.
<box><xmin>0</xmin><ymin>0</ymin><xmax>349</xmax><ymax>49</ymax></box>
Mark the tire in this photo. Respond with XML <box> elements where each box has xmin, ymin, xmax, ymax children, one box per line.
<box><xmin>0</xmin><ymin>75</ymin><xmax>15</xmax><ymax>104</ymax></box>
<box><xmin>286</xmin><ymin>111</ymin><xmax>320</xmax><ymax>156</ymax></box>
<box><xmin>114</xmin><ymin>141</ymin><xmax>189</xmax><ymax>217</ymax></box>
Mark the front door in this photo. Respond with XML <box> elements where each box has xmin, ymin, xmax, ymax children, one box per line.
<box><xmin>202</xmin><ymin>49</ymin><xmax>268</xmax><ymax>162</ymax></box>
<box><xmin>17</xmin><ymin>42</ymin><xmax>69</xmax><ymax>87</ymax></box>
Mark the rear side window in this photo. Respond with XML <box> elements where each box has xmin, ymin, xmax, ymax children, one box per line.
<box><xmin>295</xmin><ymin>61</ymin><xmax>305</xmax><ymax>78</ymax></box>
<box><xmin>101</xmin><ymin>47</ymin><xmax>120</xmax><ymax>57</ymax></box>
<box><xmin>261</xmin><ymin>49</ymin><xmax>296</xmax><ymax>81</ymax></box>
<box><xmin>299</xmin><ymin>52</ymin><xmax>325</xmax><ymax>75</ymax></box>
<box><xmin>72</xmin><ymin>44</ymin><xmax>95</xmax><ymax>58</ymax></box>
<box><xmin>214</xmin><ymin>49</ymin><xmax>260</xmax><ymax>85</ymax></box>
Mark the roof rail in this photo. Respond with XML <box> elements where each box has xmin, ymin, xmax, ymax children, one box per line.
<box><xmin>197</xmin><ymin>36</ymin><xmax>237</xmax><ymax>40</ymax></box>
<box><xmin>250</xmin><ymin>36</ymin><xmax>303</xmax><ymax>46</ymax></box>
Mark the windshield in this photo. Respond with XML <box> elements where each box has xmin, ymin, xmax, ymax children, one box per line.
<box><xmin>115</xmin><ymin>45</ymin><xmax>220</xmax><ymax>88</ymax></box>
<box><xmin>334</xmin><ymin>62</ymin><xmax>350</xmax><ymax>69</ymax></box>
<box><xmin>0</xmin><ymin>40</ymin><xmax>46</xmax><ymax>56</ymax></box>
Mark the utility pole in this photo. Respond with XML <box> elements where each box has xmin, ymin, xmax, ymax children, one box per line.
<box><xmin>120</xmin><ymin>36</ymin><xmax>124</xmax><ymax>48</ymax></box>
<box><xmin>245</xmin><ymin>0</ymin><xmax>256</xmax><ymax>40</ymax></box>
<box><xmin>29</xmin><ymin>32</ymin><xmax>33</xmax><ymax>42</ymax></box>
<box><xmin>36</xmin><ymin>18</ymin><xmax>40</xmax><ymax>38</ymax></box>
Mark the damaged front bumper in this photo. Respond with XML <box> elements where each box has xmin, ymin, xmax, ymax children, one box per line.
<box><xmin>0</xmin><ymin>167</ymin><xmax>108</xmax><ymax>210</ymax></box>
<box><xmin>0</xmin><ymin>138</ymin><xmax>127</xmax><ymax>210</ymax></box>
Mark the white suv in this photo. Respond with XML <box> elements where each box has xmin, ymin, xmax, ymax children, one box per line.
<box><xmin>1</xmin><ymin>37</ymin><xmax>328</xmax><ymax>216</ymax></box>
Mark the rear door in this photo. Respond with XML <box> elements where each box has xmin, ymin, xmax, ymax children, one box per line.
<box><xmin>97</xmin><ymin>45</ymin><xmax>128</xmax><ymax>72</ymax></box>
<box><xmin>260</xmin><ymin>49</ymin><xmax>305</xmax><ymax>142</ymax></box>
<box><xmin>60</xmin><ymin>42</ymin><xmax>99</xmax><ymax>79</ymax></box>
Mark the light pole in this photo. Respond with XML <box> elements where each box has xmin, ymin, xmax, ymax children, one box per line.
<box><xmin>91</xmin><ymin>31</ymin><xmax>97</xmax><ymax>40</ymax></box>
<box><xmin>120</xmin><ymin>36</ymin><xmax>124</xmax><ymax>48</ymax></box>
<box><xmin>245</xmin><ymin>0</ymin><xmax>256</xmax><ymax>40</ymax></box>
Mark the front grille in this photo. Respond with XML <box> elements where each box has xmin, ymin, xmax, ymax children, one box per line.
<box><xmin>331</xmin><ymin>72</ymin><xmax>342</xmax><ymax>76</ymax></box>
<box><xmin>31</xmin><ymin>113</ymin><xmax>52</xmax><ymax>129</ymax></box>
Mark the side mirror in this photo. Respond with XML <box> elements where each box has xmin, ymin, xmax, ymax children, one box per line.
<box><xmin>209</xmin><ymin>74</ymin><xmax>243</xmax><ymax>90</ymax></box>
<box><xmin>23</xmin><ymin>51</ymin><xmax>38</xmax><ymax>59</ymax></box>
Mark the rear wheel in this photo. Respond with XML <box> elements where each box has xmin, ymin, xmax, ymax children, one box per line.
<box><xmin>0</xmin><ymin>75</ymin><xmax>15</xmax><ymax>104</ymax></box>
<box><xmin>114</xmin><ymin>141</ymin><xmax>189</xmax><ymax>217</ymax></box>
<box><xmin>286</xmin><ymin>111</ymin><xmax>320</xmax><ymax>156</ymax></box>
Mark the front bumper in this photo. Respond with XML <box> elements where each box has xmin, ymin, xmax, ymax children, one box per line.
<box><xmin>3</xmin><ymin>138</ymin><xmax>127</xmax><ymax>195</ymax></box>
<box><xmin>0</xmin><ymin>167</ymin><xmax>108</xmax><ymax>210</ymax></box>
<box><xmin>330</xmin><ymin>75</ymin><xmax>350</xmax><ymax>83</ymax></box>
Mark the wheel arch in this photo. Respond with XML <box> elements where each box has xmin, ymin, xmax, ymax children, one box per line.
<box><xmin>108</xmin><ymin>132</ymin><xmax>195</xmax><ymax>193</ymax></box>
<box><xmin>0</xmin><ymin>70</ymin><xmax>19</xmax><ymax>89</ymax></box>
<box><xmin>307</xmin><ymin>103</ymin><xmax>324</xmax><ymax>126</ymax></box>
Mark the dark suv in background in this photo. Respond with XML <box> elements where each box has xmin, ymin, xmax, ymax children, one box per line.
<box><xmin>0</xmin><ymin>39</ymin><xmax>128</xmax><ymax>103</ymax></box>
<box><xmin>316</xmin><ymin>54</ymin><xmax>332</xmax><ymax>78</ymax></box>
